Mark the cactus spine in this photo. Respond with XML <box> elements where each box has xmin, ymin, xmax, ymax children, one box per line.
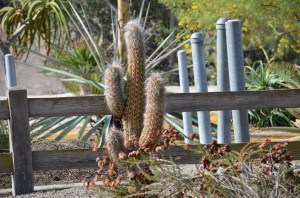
<box><xmin>105</xmin><ymin>20</ymin><xmax>165</xmax><ymax>160</ymax></box>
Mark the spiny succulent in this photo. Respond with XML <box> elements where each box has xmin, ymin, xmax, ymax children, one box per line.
<box><xmin>104</xmin><ymin>20</ymin><xmax>165</xmax><ymax>160</ymax></box>
<box><xmin>139</xmin><ymin>73</ymin><xmax>165</xmax><ymax>149</ymax></box>
<box><xmin>104</xmin><ymin>64</ymin><xmax>125</xmax><ymax>117</ymax></box>
<box><xmin>105</xmin><ymin>126</ymin><xmax>126</xmax><ymax>161</ymax></box>
<box><xmin>122</xmin><ymin>20</ymin><xmax>146</xmax><ymax>149</ymax></box>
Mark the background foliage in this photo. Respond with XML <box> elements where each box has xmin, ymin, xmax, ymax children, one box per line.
<box><xmin>160</xmin><ymin>0</ymin><xmax>300</xmax><ymax>64</ymax></box>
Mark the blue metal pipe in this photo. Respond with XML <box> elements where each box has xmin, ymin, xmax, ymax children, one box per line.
<box><xmin>190</xmin><ymin>32</ymin><xmax>212</xmax><ymax>144</ymax></box>
<box><xmin>225</xmin><ymin>20</ymin><xmax>250</xmax><ymax>143</ymax></box>
<box><xmin>5</xmin><ymin>54</ymin><xmax>17</xmax><ymax>89</ymax></box>
<box><xmin>216</xmin><ymin>18</ymin><xmax>232</xmax><ymax>144</ymax></box>
<box><xmin>177</xmin><ymin>50</ymin><xmax>194</xmax><ymax>144</ymax></box>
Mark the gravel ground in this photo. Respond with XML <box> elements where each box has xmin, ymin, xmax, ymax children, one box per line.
<box><xmin>5</xmin><ymin>187</ymin><xmax>98</xmax><ymax>198</ymax></box>
<box><xmin>30</xmin><ymin>139</ymin><xmax>93</xmax><ymax>151</ymax></box>
<box><xmin>1</xmin><ymin>140</ymin><xmax>99</xmax><ymax>197</ymax></box>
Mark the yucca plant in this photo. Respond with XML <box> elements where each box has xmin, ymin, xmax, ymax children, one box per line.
<box><xmin>0</xmin><ymin>0</ymin><xmax>69</xmax><ymax>56</ymax></box>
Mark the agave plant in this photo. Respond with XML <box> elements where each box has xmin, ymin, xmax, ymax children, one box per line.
<box><xmin>245</xmin><ymin>61</ymin><xmax>282</xmax><ymax>91</ymax></box>
<box><xmin>270</xmin><ymin>62</ymin><xmax>300</xmax><ymax>120</ymax></box>
<box><xmin>245</xmin><ymin>61</ymin><xmax>296</xmax><ymax>127</ymax></box>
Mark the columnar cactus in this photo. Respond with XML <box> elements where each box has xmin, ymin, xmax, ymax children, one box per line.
<box><xmin>104</xmin><ymin>20</ymin><xmax>165</xmax><ymax>160</ymax></box>
<box><xmin>104</xmin><ymin>64</ymin><xmax>125</xmax><ymax>117</ymax></box>
<box><xmin>105</xmin><ymin>126</ymin><xmax>126</xmax><ymax>161</ymax></box>
<box><xmin>139</xmin><ymin>73</ymin><xmax>165</xmax><ymax>149</ymax></box>
<box><xmin>122</xmin><ymin>21</ymin><xmax>146</xmax><ymax>149</ymax></box>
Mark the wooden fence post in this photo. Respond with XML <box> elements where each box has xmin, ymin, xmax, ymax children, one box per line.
<box><xmin>7</xmin><ymin>88</ymin><xmax>33</xmax><ymax>195</ymax></box>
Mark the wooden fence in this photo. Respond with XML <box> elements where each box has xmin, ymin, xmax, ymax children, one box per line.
<box><xmin>0</xmin><ymin>88</ymin><xmax>300</xmax><ymax>195</ymax></box>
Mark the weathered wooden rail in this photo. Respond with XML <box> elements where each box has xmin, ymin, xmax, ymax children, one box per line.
<box><xmin>0</xmin><ymin>88</ymin><xmax>300</xmax><ymax>195</ymax></box>
<box><xmin>0</xmin><ymin>89</ymin><xmax>299</xmax><ymax>119</ymax></box>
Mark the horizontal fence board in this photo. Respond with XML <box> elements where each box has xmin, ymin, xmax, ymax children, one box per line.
<box><xmin>0</xmin><ymin>89</ymin><xmax>299</xmax><ymax>119</ymax></box>
<box><xmin>28</xmin><ymin>89</ymin><xmax>300</xmax><ymax>117</ymax></box>
<box><xmin>0</xmin><ymin>153</ymin><xmax>13</xmax><ymax>173</ymax></box>
<box><xmin>31</xmin><ymin>149</ymin><xmax>108</xmax><ymax>171</ymax></box>
<box><xmin>28</xmin><ymin>95</ymin><xmax>110</xmax><ymax>117</ymax></box>
<box><xmin>2</xmin><ymin>141</ymin><xmax>299</xmax><ymax>173</ymax></box>
<box><xmin>30</xmin><ymin>141</ymin><xmax>300</xmax><ymax>168</ymax></box>
<box><xmin>163</xmin><ymin>141</ymin><xmax>300</xmax><ymax>164</ymax></box>
<box><xmin>165</xmin><ymin>89</ymin><xmax>300</xmax><ymax>112</ymax></box>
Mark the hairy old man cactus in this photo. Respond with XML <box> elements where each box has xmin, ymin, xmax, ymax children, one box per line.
<box><xmin>104</xmin><ymin>20</ymin><xmax>165</xmax><ymax>161</ymax></box>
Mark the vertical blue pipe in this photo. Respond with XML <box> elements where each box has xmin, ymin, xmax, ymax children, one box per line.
<box><xmin>177</xmin><ymin>50</ymin><xmax>193</xmax><ymax>145</ymax></box>
<box><xmin>216</xmin><ymin>18</ymin><xmax>232</xmax><ymax>144</ymax></box>
<box><xmin>5</xmin><ymin>54</ymin><xmax>17</xmax><ymax>89</ymax></box>
<box><xmin>190</xmin><ymin>32</ymin><xmax>212</xmax><ymax>144</ymax></box>
<box><xmin>225</xmin><ymin>20</ymin><xmax>250</xmax><ymax>143</ymax></box>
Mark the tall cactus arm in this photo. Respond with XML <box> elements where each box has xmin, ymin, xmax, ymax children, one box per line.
<box><xmin>104</xmin><ymin>63</ymin><xmax>125</xmax><ymax>117</ymax></box>
<box><xmin>139</xmin><ymin>73</ymin><xmax>165</xmax><ymax>149</ymax></box>
<box><xmin>122</xmin><ymin>20</ymin><xmax>146</xmax><ymax>149</ymax></box>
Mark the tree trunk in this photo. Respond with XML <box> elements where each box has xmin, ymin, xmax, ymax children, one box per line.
<box><xmin>0</xmin><ymin>41</ymin><xmax>11</xmax><ymax>73</ymax></box>
<box><xmin>168</xmin><ymin>9</ymin><xmax>177</xmax><ymax>82</ymax></box>
<box><xmin>0</xmin><ymin>42</ymin><xmax>11</xmax><ymax>56</ymax></box>
<box><xmin>117</xmin><ymin>0</ymin><xmax>129</xmax><ymax>63</ymax></box>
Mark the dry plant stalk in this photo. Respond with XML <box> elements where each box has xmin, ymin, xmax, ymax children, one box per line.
<box><xmin>93</xmin><ymin>140</ymin><xmax>299</xmax><ymax>197</ymax></box>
